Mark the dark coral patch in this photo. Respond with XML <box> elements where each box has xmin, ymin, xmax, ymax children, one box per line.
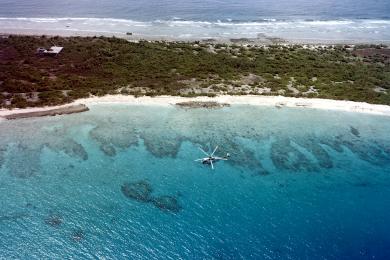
<box><xmin>321</xmin><ymin>135</ymin><xmax>390</xmax><ymax>166</ymax></box>
<box><xmin>121</xmin><ymin>180</ymin><xmax>182</xmax><ymax>213</ymax></box>
<box><xmin>121</xmin><ymin>180</ymin><xmax>153</xmax><ymax>203</ymax></box>
<box><xmin>71</xmin><ymin>228</ymin><xmax>85</xmax><ymax>242</ymax></box>
<box><xmin>0</xmin><ymin>145</ymin><xmax>6</xmax><ymax>167</ymax></box>
<box><xmin>90</xmin><ymin>124</ymin><xmax>139</xmax><ymax>151</ymax></box>
<box><xmin>342</xmin><ymin>140</ymin><xmax>389</xmax><ymax>165</ymax></box>
<box><xmin>320</xmin><ymin>136</ymin><xmax>345</xmax><ymax>153</ymax></box>
<box><xmin>352</xmin><ymin>181</ymin><xmax>371</xmax><ymax>188</ymax></box>
<box><xmin>143</xmin><ymin>136</ymin><xmax>183</xmax><ymax>158</ymax></box>
<box><xmin>45</xmin><ymin>139</ymin><xmax>88</xmax><ymax>161</ymax></box>
<box><xmin>300</xmin><ymin>138</ymin><xmax>333</xmax><ymax>169</ymax></box>
<box><xmin>152</xmin><ymin>195</ymin><xmax>182</xmax><ymax>213</ymax></box>
<box><xmin>350</xmin><ymin>126</ymin><xmax>360</xmax><ymax>137</ymax></box>
<box><xmin>271</xmin><ymin>139</ymin><xmax>318</xmax><ymax>172</ymax></box>
<box><xmin>44</xmin><ymin>214</ymin><xmax>63</xmax><ymax>227</ymax></box>
<box><xmin>70</xmin><ymin>141</ymin><xmax>89</xmax><ymax>161</ymax></box>
<box><xmin>100</xmin><ymin>144</ymin><xmax>116</xmax><ymax>157</ymax></box>
<box><xmin>251</xmin><ymin>166</ymin><xmax>270</xmax><ymax>176</ymax></box>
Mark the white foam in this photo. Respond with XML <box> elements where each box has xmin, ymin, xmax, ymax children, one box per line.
<box><xmin>0</xmin><ymin>17</ymin><xmax>389</xmax><ymax>43</ymax></box>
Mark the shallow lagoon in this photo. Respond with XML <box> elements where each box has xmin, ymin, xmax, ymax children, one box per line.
<box><xmin>1</xmin><ymin>104</ymin><xmax>390</xmax><ymax>259</ymax></box>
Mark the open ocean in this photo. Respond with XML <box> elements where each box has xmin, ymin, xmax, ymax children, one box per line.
<box><xmin>1</xmin><ymin>104</ymin><xmax>390</xmax><ymax>259</ymax></box>
<box><xmin>0</xmin><ymin>0</ymin><xmax>389</xmax><ymax>42</ymax></box>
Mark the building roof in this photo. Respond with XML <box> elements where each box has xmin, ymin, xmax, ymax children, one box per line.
<box><xmin>45</xmin><ymin>46</ymin><xmax>63</xmax><ymax>54</ymax></box>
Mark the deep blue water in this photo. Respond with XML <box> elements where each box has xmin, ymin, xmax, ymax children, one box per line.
<box><xmin>1</xmin><ymin>105</ymin><xmax>390</xmax><ymax>259</ymax></box>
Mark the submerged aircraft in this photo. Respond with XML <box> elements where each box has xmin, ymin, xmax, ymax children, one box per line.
<box><xmin>194</xmin><ymin>146</ymin><xmax>230</xmax><ymax>169</ymax></box>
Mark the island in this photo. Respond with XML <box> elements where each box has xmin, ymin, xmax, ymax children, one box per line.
<box><xmin>0</xmin><ymin>35</ymin><xmax>389</xmax><ymax>116</ymax></box>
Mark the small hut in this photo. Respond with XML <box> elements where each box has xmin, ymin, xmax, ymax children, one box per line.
<box><xmin>36</xmin><ymin>46</ymin><xmax>63</xmax><ymax>56</ymax></box>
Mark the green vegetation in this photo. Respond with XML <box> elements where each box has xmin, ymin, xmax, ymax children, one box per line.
<box><xmin>0</xmin><ymin>35</ymin><xmax>389</xmax><ymax>108</ymax></box>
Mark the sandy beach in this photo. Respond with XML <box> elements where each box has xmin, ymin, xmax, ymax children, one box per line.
<box><xmin>2</xmin><ymin>28</ymin><xmax>390</xmax><ymax>45</ymax></box>
<box><xmin>1</xmin><ymin>95</ymin><xmax>390</xmax><ymax>120</ymax></box>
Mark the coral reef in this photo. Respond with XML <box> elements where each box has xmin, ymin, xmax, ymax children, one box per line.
<box><xmin>152</xmin><ymin>196</ymin><xmax>182</xmax><ymax>213</ymax></box>
<box><xmin>45</xmin><ymin>139</ymin><xmax>88</xmax><ymax>161</ymax></box>
<box><xmin>121</xmin><ymin>181</ymin><xmax>153</xmax><ymax>203</ymax></box>
<box><xmin>142</xmin><ymin>135</ymin><xmax>183</xmax><ymax>158</ymax></box>
<box><xmin>90</xmin><ymin>123</ymin><xmax>139</xmax><ymax>150</ymax></box>
<box><xmin>271</xmin><ymin>138</ymin><xmax>319</xmax><ymax>172</ymax></box>
<box><xmin>121</xmin><ymin>180</ymin><xmax>182</xmax><ymax>213</ymax></box>
<box><xmin>44</xmin><ymin>214</ymin><xmax>63</xmax><ymax>227</ymax></box>
<box><xmin>350</xmin><ymin>126</ymin><xmax>360</xmax><ymax>137</ymax></box>
<box><xmin>71</xmin><ymin>228</ymin><xmax>84</xmax><ymax>242</ymax></box>
<box><xmin>298</xmin><ymin>137</ymin><xmax>333</xmax><ymax>169</ymax></box>
<box><xmin>100</xmin><ymin>144</ymin><xmax>116</xmax><ymax>157</ymax></box>
<box><xmin>0</xmin><ymin>145</ymin><xmax>5</xmax><ymax>167</ymax></box>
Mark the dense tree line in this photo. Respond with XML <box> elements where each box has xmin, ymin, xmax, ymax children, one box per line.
<box><xmin>0</xmin><ymin>35</ymin><xmax>389</xmax><ymax>108</ymax></box>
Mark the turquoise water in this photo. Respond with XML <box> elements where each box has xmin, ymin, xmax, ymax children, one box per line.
<box><xmin>1</xmin><ymin>104</ymin><xmax>390</xmax><ymax>259</ymax></box>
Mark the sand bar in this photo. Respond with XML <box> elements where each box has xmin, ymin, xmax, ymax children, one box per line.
<box><xmin>1</xmin><ymin>104</ymin><xmax>89</xmax><ymax>120</ymax></box>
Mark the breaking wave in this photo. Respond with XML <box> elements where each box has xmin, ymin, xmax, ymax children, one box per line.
<box><xmin>1</xmin><ymin>17</ymin><xmax>390</xmax><ymax>42</ymax></box>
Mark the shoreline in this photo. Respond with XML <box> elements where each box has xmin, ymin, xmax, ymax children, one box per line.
<box><xmin>1</xmin><ymin>27</ymin><xmax>390</xmax><ymax>45</ymax></box>
<box><xmin>1</xmin><ymin>95</ymin><xmax>390</xmax><ymax>120</ymax></box>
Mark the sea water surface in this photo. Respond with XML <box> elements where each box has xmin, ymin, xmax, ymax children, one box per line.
<box><xmin>0</xmin><ymin>0</ymin><xmax>390</xmax><ymax>42</ymax></box>
<box><xmin>1</xmin><ymin>104</ymin><xmax>390</xmax><ymax>259</ymax></box>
